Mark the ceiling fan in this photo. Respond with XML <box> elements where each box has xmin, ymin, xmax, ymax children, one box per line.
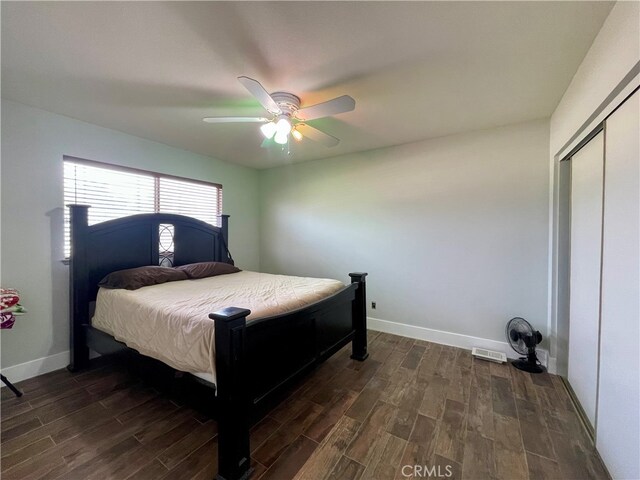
<box><xmin>203</xmin><ymin>76</ymin><xmax>355</xmax><ymax>148</ymax></box>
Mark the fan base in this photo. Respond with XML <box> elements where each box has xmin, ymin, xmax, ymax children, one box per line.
<box><xmin>511</xmin><ymin>359</ymin><xmax>546</xmax><ymax>374</ymax></box>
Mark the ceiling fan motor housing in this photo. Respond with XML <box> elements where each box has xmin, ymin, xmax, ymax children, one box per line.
<box><xmin>270</xmin><ymin>92</ymin><xmax>301</xmax><ymax>117</ymax></box>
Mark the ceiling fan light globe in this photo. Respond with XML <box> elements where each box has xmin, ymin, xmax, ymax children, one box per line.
<box><xmin>275</xmin><ymin>116</ymin><xmax>292</xmax><ymax>135</ymax></box>
<box><xmin>260</xmin><ymin>122</ymin><xmax>277</xmax><ymax>139</ymax></box>
<box><xmin>274</xmin><ymin>131</ymin><xmax>288</xmax><ymax>145</ymax></box>
<box><xmin>291</xmin><ymin>129</ymin><xmax>303</xmax><ymax>141</ymax></box>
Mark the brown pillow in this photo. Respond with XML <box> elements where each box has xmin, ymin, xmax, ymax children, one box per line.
<box><xmin>176</xmin><ymin>261</ymin><xmax>240</xmax><ymax>280</ymax></box>
<box><xmin>98</xmin><ymin>266</ymin><xmax>188</xmax><ymax>290</ymax></box>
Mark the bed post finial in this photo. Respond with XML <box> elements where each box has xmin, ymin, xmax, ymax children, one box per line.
<box><xmin>349</xmin><ymin>272</ymin><xmax>369</xmax><ymax>361</ymax></box>
<box><xmin>68</xmin><ymin>204</ymin><xmax>91</xmax><ymax>371</ymax></box>
<box><xmin>210</xmin><ymin>307</ymin><xmax>252</xmax><ymax>480</ymax></box>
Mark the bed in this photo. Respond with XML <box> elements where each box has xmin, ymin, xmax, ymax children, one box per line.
<box><xmin>67</xmin><ymin>205</ymin><xmax>368</xmax><ymax>480</ymax></box>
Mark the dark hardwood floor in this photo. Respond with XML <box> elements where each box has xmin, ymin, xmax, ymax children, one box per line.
<box><xmin>1</xmin><ymin>331</ymin><xmax>609</xmax><ymax>479</ymax></box>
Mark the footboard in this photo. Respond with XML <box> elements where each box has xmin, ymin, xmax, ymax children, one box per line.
<box><xmin>210</xmin><ymin>272</ymin><xmax>368</xmax><ymax>480</ymax></box>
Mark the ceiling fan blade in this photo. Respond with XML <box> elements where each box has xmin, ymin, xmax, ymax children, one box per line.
<box><xmin>296</xmin><ymin>124</ymin><xmax>340</xmax><ymax>147</ymax></box>
<box><xmin>238</xmin><ymin>76</ymin><xmax>282</xmax><ymax>115</ymax></box>
<box><xmin>203</xmin><ymin>116</ymin><xmax>268</xmax><ymax>123</ymax></box>
<box><xmin>296</xmin><ymin>95</ymin><xmax>355</xmax><ymax>121</ymax></box>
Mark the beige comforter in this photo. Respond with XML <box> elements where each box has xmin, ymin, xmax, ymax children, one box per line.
<box><xmin>92</xmin><ymin>270</ymin><xmax>345</xmax><ymax>379</ymax></box>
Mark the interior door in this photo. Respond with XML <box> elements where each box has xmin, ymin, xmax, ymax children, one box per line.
<box><xmin>596</xmin><ymin>90</ymin><xmax>640</xmax><ymax>480</ymax></box>
<box><xmin>568</xmin><ymin>130</ymin><xmax>604</xmax><ymax>428</ymax></box>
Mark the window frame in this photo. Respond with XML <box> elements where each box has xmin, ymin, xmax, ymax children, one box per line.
<box><xmin>63</xmin><ymin>155</ymin><xmax>223</xmax><ymax>261</ymax></box>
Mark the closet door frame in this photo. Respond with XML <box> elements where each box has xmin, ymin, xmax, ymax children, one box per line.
<box><xmin>557</xmin><ymin>123</ymin><xmax>605</xmax><ymax>440</ymax></box>
<box><xmin>566</xmin><ymin>129</ymin><xmax>605</xmax><ymax>433</ymax></box>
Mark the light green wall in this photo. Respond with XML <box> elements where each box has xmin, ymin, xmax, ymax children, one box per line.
<box><xmin>1</xmin><ymin>99</ymin><xmax>260</xmax><ymax>368</ymax></box>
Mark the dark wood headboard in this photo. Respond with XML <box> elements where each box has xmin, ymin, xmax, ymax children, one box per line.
<box><xmin>68</xmin><ymin>204</ymin><xmax>232</xmax><ymax>300</ymax></box>
<box><xmin>67</xmin><ymin>204</ymin><xmax>232</xmax><ymax>366</ymax></box>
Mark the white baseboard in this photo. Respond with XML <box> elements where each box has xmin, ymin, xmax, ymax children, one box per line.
<box><xmin>1</xmin><ymin>350</ymin><xmax>70</xmax><ymax>385</ymax></box>
<box><xmin>368</xmin><ymin>317</ymin><xmax>554</xmax><ymax>373</ymax></box>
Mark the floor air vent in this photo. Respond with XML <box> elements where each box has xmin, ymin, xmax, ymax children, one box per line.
<box><xmin>472</xmin><ymin>347</ymin><xmax>507</xmax><ymax>363</ymax></box>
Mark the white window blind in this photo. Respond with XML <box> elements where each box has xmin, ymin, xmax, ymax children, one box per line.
<box><xmin>63</xmin><ymin>157</ymin><xmax>222</xmax><ymax>258</ymax></box>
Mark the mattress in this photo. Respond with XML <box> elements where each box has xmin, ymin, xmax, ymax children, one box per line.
<box><xmin>91</xmin><ymin>270</ymin><xmax>345</xmax><ymax>383</ymax></box>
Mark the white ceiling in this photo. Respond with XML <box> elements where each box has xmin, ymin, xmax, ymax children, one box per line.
<box><xmin>2</xmin><ymin>1</ymin><xmax>613</xmax><ymax>169</ymax></box>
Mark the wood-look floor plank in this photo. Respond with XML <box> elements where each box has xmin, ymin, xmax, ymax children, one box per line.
<box><xmin>466</xmin><ymin>373</ymin><xmax>494</xmax><ymax>439</ymax></box>
<box><xmin>529</xmin><ymin>371</ymin><xmax>554</xmax><ymax>388</ymax></box>
<box><xmin>1</xmin><ymin>398</ymin><xmax>34</xmax><ymax>420</ymax></box>
<box><xmin>491</xmin><ymin>375</ymin><xmax>518</xmax><ymax>419</ymax></box>
<box><xmin>431</xmin><ymin>453</ymin><xmax>462</xmax><ymax>480</ymax></box>
<box><xmin>270</xmin><ymin>396</ymin><xmax>314</xmax><ymax>424</ymax></box>
<box><xmin>374</xmin><ymin>333</ymin><xmax>400</xmax><ymax>349</ymax></box>
<box><xmin>514</xmin><ymin>397</ymin><xmax>545</xmax><ymax>426</ymax></box>
<box><xmin>156</xmin><ymin>420</ymin><xmax>218</xmax><ymax>470</ymax></box>
<box><xmin>138</xmin><ymin>415</ymin><xmax>206</xmax><ymax>459</ymax></box>
<box><xmin>125</xmin><ymin>458</ymin><xmax>169</xmax><ymax>480</ymax></box>
<box><xmin>250</xmin><ymin>459</ymin><xmax>269</xmax><ymax>480</ymax></box>
<box><xmin>401</xmin><ymin>345</ymin><xmax>426</xmax><ymax>370</ymax></box>
<box><xmin>1</xmin><ymin>416</ymin><xmax>43</xmax><ymax>443</ymax></box>
<box><xmin>160</xmin><ymin>436</ymin><xmax>218</xmax><ymax>480</ymax></box>
<box><xmin>510</xmin><ymin>367</ymin><xmax>538</xmax><ymax>403</ymax></box>
<box><xmin>493</xmin><ymin>413</ymin><xmax>527</xmax><ymax>480</ymax></box>
<box><xmin>305</xmin><ymin>389</ymin><xmax>358</xmax><ymax>443</ymax></box>
<box><xmin>254</xmin><ymin>401</ymin><xmax>323</xmax><ymax>467</ymax></box>
<box><xmin>534</xmin><ymin>384</ymin><xmax>588</xmax><ymax>445</ymax></box>
<box><xmin>417</xmin><ymin>344</ymin><xmax>443</xmax><ymax>379</ymax></box>
<box><xmin>375</xmin><ymin>350</ymin><xmax>406</xmax><ymax>380</ymax></box>
<box><xmin>0</xmin><ymin>435</ymin><xmax>56</xmax><ymax>472</ymax></box>
<box><xmin>419</xmin><ymin>374</ymin><xmax>450</xmax><ymax>420</ymax></box>
<box><xmin>99</xmin><ymin>385</ymin><xmax>158</xmax><ymax>417</ymax></box>
<box><xmin>550</xmin><ymin>429</ymin><xmax>609</xmax><ymax>480</ymax></box>
<box><xmin>27</xmin><ymin>381</ymin><xmax>88</xmax><ymax>410</ymax></box>
<box><xmin>434</xmin><ymin>399</ymin><xmax>466</xmax><ymax>464</ymax></box>
<box><xmin>345</xmin><ymin>376</ymin><xmax>388</xmax><ymax>423</ymax></box>
<box><xmin>471</xmin><ymin>358</ymin><xmax>491</xmax><ymax>378</ymax></box>
<box><xmin>361</xmin><ymin>432</ymin><xmax>406</xmax><ymax>480</ymax></box>
<box><xmin>526</xmin><ymin>452</ymin><xmax>562</xmax><ymax>480</ymax></box>
<box><xmin>133</xmin><ymin>407</ymin><xmax>199</xmax><ymax>446</ymax></box>
<box><xmin>461</xmin><ymin>430</ymin><xmax>495</xmax><ymax>480</ymax></box>
<box><xmin>395</xmin><ymin>336</ymin><xmax>415</xmax><ymax>353</ymax></box>
<box><xmin>397</xmin><ymin>413</ymin><xmax>438</xmax><ymax>476</ymax></box>
<box><xmin>326</xmin><ymin>455</ymin><xmax>365</xmax><ymax>480</ymax></box>
<box><xmin>342</xmin><ymin>359</ymin><xmax>382</xmax><ymax>393</ymax></box>
<box><xmin>381</xmin><ymin>366</ymin><xmax>420</xmax><ymax>407</ymax></box>
<box><xmin>446</xmin><ymin>364</ymin><xmax>472</xmax><ymax>405</ymax></box>
<box><xmin>62</xmin><ymin>436</ymin><xmax>147</xmax><ymax>480</ymax></box>
<box><xmin>250</xmin><ymin>416</ymin><xmax>282</xmax><ymax>453</ymax></box>
<box><xmin>489</xmin><ymin>361</ymin><xmax>512</xmax><ymax>379</ymax></box>
<box><xmin>435</xmin><ymin>347</ymin><xmax>458</xmax><ymax>378</ymax></box>
<box><xmin>345</xmin><ymin>400</ymin><xmax>396</xmax><ymax>465</ymax></box>
<box><xmin>294</xmin><ymin>416</ymin><xmax>361</xmax><ymax>480</ymax></box>
<box><xmin>259</xmin><ymin>435</ymin><xmax>318</xmax><ymax>480</ymax></box>
<box><xmin>116</xmin><ymin>396</ymin><xmax>180</xmax><ymax>429</ymax></box>
<box><xmin>549</xmin><ymin>375</ymin><xmax>576</xmax><ymax>411</ymax></box>
<box><xmin>369</xmin><ymin>345</ymin><xmax>393</xmax><ymax>365</ymax></box>
<box><xmin>388</xmin><ymin>385</ymin><xmax>423</xmax><ymax>440</ymax></box>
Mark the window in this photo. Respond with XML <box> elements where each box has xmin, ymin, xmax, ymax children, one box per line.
<box><xmin>63</xmin><ymin>157</ymin><xmax>222</xmax><ymax>258</ymax></box>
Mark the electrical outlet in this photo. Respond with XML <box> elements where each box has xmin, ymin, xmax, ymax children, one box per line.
<box><xmin>371</xmin><ymin>302</ymin><xmax>376</xmax><ymax>309</ymax></box>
